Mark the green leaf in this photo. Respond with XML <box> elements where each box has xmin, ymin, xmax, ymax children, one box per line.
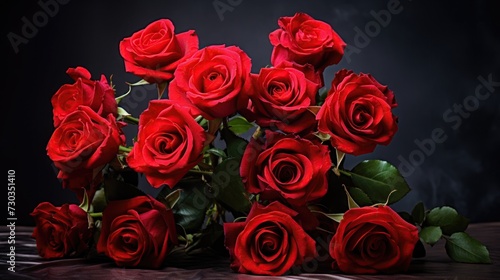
<box><xmin>227</xmin><ymin>116</ymin><xmax>255</xmax><ymax>135</ymax></box>
<box><xmin>343</xmin><ymin>185</ymin><xmax>359</xmax><ymax>209</ymax></box>
<box><xmin>316</xmin><ymin>87</ymin><xmax>329</xmax><ymax>106</ymax></box>
<box><xmin>313</xmin><ymin>131</ymin><xmax>331</xmax><ymax>142</ymax></box>
<box><xmin>419</xmin><ymin>226</ymin><xmax>442</xmax><ymax>246</ymax></box>
<box><xmin>412</xmin><ymin>201</ymin><xmax>426</xmax><ymax>225</ymax></box>
<box><xmin>349</xmin><ymin>160</ymin><xmax>410</xmax><ymax>205</ymax></box>
<box><xmin>424</xmin><ymin>206</ymin><xmax>469</xmax><ymax>236</ymax></box>
<box><xmin>325</xmin><ymin>213</ymin><xmax>344</xmax><ymax>223</ymax></box>
<box><xmin>164</xmin><ymin>189</ymin><xmax>182</xmax><ymax>209</ymax></box>
<box><xmin>348</xmin><ymin>187</ymin><xmax>372</xmax><ymax>206</ymax></box>
<box><xmin>117</xmin><ymin>107</ymin><xmax>131</xmax><ymax>117</ymax></box>
<box><xmin>210</xmin><ymin>157</ymin><xmax>251</xmax><ymax>214</ymax></box>
<box><xmin>79</xmin><ymin>189</ymin><xmax>90</xmax><ymax>212</ymax></box>
<box><xmin>91</xmin><ymin>187</ymin><xmax>107</xmax><ymax>213</ymax></box>
<box><xmin>220</xmin><ymin>127</ymin><xmax>248</xmax><ymax>160</ymax></box>
<box><xmin>335</xmin><ymin>149</ymin><xmax>345</xmax><ymax>167</ymax></box>
<box><xmin>311</xmin><ymin>211</ymin><xmax>344</xmax><ymax>223</ymax></box>
<box><xmin>168</xmin><ymin>178</ymin><xmax>211</xmax><ymax>233</ymax></box>
<box><xmin>205</xmin><ymin>148</ymin><xmax>227</xmax><ymax>159</ymax></box>
<box><xmin>156</xmin><ymin>186</ymin><xmax>171</xmax><ymax>207</ymax></box>
<box><xmin>445</xmin><ymin>232</ymin><xmax>491</xmax><ymax>264</ymax></box>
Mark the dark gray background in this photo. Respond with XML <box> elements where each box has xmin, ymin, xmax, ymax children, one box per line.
<box><xmin>4</xmin><ymin>0</ymin><xmax>499</xmax><ymax>226</ymax></box>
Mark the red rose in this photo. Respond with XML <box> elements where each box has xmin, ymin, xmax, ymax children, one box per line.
<box><xmin>269</xmin><ymin>13</ymin><xmax>346</xmax><ymax>74</ymax></box>
<box><xmin>168</xmin><ymin>45</ymin><xmax>252</xmax><ymax>120</ymax></box>
<box><xmin>126</xmin><ymin>100</ymin><xmax>206</xmax><ymax>188</ymax></box>
<box><xmin>224</xmin><ymin>201</ymin><xmax>316</xmax><ymax>276</ymax></box>
<box><xmin>317</xmin><ymin>69</ymin><xmax>398</xmax><ymax>156</ymax></box>
<box><xmin>96</xmin><ymin>195</ymin><xmax>177</xmax><ymax>268</ymax></box>
<box><xmin>30</xmin><ymin>202</ymin><xmax>92</xmax><ymax>259</ymax></box>
<box><xmin>119</xmin><ymin>19</ymin><xmax>199</xmax><ymax>84</ymax></box>
<box><xmin>47</xmin><ymin>106</ymin><xmax>123</xmax><ymax>187</ymax></box>
<box><xmin>51</xmin><ymin>66</ymin><xmax>117</xmax><ymax>127</ymax></box>
<box><xmin>241</xmin><ymin>130</ymin><xmax>331</xmax><ymax>207</ymax></box>
<box><xmin>241</xmin><ymin>61</ymin><xmax>320</xmax><ymax>134</ymax></box>
<box><xmin>329</xmin><ymin>206</ymin><xmax>419</xmax><ymax>274</ymax></box>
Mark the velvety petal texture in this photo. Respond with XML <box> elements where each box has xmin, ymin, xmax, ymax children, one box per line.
<box><xmin>241</xmin><ymin>130</ymin><xmax>331</xmax><ymax>207</ymax></box>
<box><xmin>224</xmin><ymin>201</ymin><xmax>317</xmax><ymax>276</ymax></box>
<box><xmin>269</xmin><ymin>13</ymin><xmax>346</xmax><ymax>80</ymax></box>
<box><xmin>126</xmin><ymin>100</ymin><xmax>206</xmax><ymax>188</ymax></box>
<box><xmin>240</xmin><ymin>61</ymin><xmax>320</xmax><ymax>135</ymax></box>
<box><xmin>329</xmin><ymin>206</ymin><xmax>419</xmax><ymax>274</ymax></box>
<box><xmin>46</xmin><ymin>106</ymin><xmax>124</xmax><ymax>200</ymax></box>
<box><xmin>47</xmin><ymin>106</ymin><xmax>123</xmax><ymax>170</ymax></box>
<box><xmin>51</xmin><ymin>66</ymin><xmax>117</xmax><ymax>127</ymax></box>
<box><xmin>119</xmin><ymin>19</ymin><xmax>199</xmax><ymax>84</ymax></box>
<box><xmin>168</xmin><ymin>45</ymin><xmax>252</xmax><ymax>120</ymax></box>
<box><xmin>317</xmin><ymin>69</ymin><xmax>398</xmax><ymax>156</ymax></box>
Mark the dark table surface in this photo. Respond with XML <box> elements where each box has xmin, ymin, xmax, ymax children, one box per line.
<box><xmin>1</xmin><ymin>223</ymin><xmax>499</xmax><ymax>279</ymax></box>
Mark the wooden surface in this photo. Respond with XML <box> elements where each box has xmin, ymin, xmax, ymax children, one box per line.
<box><xmin>1</xmin><ymin>223</ymin><xmax>498</xmax><ymax>279</ymax></box>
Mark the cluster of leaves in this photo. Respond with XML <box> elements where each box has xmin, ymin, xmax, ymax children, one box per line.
<box><xmin>405</xmin><ymin>204</ymin><xmax>491</xmax><ymax>264</ymax></box>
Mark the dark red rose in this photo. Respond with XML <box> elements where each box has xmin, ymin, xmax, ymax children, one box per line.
<box><xmin>224</xmin><ymin>201</ymin><xmax>316</xmax><ymax>276</ymax></box>
<box><xmin>241</xmin><ymin>130</ymin><xmax>331</xmax><ymax>207</ymax></box>
<box><xmin>329</xmin><ymin>206</ymin><xmax>419</xmax><ymax>274</ymax></box>
<box><xmin>51</xmin><ymin>66</ymin><xmax>117</xmax><ymax>127</ymax></box>
<box><xmin>241</xmin><ymin>61</ymin><xmax>320</xmax><ymax>134</ymax></box>
<box><xmin>47</xmin><ymin>106</ymin><xmax>123</xmax><ymax>183</ymax></box>
<box><xmin>168</xmin><ymin>45</ymin><xmax>252</xmax><ymax>120</ymax></box>
<box><xmin>269</xmin><ymin>13</ymin><xmax>346</xmax><ymax>75</ymax></box>
<box><xmin>30</xmin><ymin>202</ymin><xmax>92</xmax><ymax>259</ymax></box>
<box><xmin>126</xmin><ymin>100</ymin><xmax>206</xmax><ymax>188</ymax></box>
<box><xmin>317</xmin><ymin>69</ymin><xmax>398</xmax><ymax>156</ymax></box>
<box><xmin>119</xmin><ymin>19</ymin><xmax>199</xmax><ymax>84</ymax></box>
<box><xmin>96</xmin><ymin>195</ymin><xmax>177</xmax><ymax>269</ymax></box>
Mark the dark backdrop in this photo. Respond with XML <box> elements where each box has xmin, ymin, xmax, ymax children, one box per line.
<box><xmin>4</xmin><ymin>0</ymin><xmax>500</xmax><ymax>226</ymax></box>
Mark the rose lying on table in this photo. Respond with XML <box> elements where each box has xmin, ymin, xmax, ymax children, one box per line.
<box><xmin>224</xmin><ymin>201</ymin><xmax>317</xmax><ymax>276</ymax></box>
<box><xmin>30</xmin><ymin>199</ymin><xmax>419</xmax><ymax>274</ymax></box>
<box><xmin>329</xmin><ymin>205</ymin><xmax>418</xmax><ymax>274</ymax></box>
<box><xmin>96</xmin><ymin>195</ymin><xmax>177</xmax><ymax>269</ymax></box>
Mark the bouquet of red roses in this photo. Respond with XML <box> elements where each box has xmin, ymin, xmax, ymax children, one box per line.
<box><xmin>32</xmin><ymin>12</ymin><xmax>491</xmax><ymax>276</ymax></box>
